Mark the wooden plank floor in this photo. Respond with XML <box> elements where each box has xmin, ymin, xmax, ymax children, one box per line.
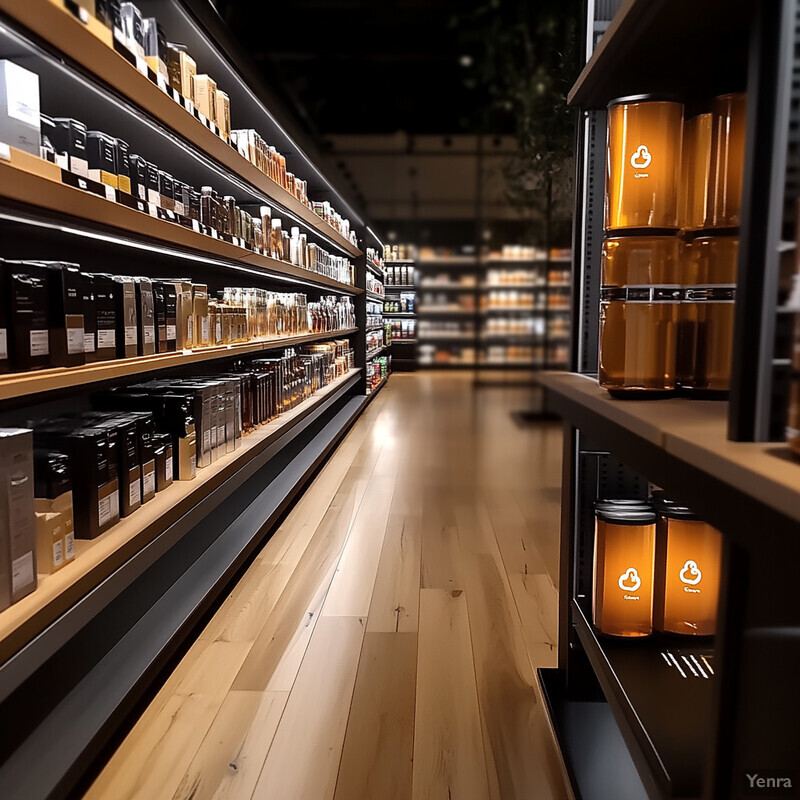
<box><xmin>84</xmin><ymin>372</ymin><xmax>572</xmax><ymax>800</ymax></box>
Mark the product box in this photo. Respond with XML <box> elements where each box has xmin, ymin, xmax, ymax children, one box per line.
<box><xmin>0</xmin><ymin>428</ymin><xmax>38</xmax><ymax>608</ymax></box>
<box><xmin>126</xmin><ymin>411</ymin><xmax>156</xmax><ymax>503</ymax></box>
<box><xmin>173</xmin><ymin>181</ymin><xmax>188</xmax><ymax>216</ymax></box>
<box><xmin>193</xmin><ymin>74</ymin><xmax>217</xmax><ymax>122</ymax></box>
<box><xmin>87</xmin><ymin>131</ymin><xmax>118</xmax><ymax>189</ymax></box>
<box><xmin>35</xmin><ymin>511</ymin><xmax>64</xmax><ymax>574</ymax></box>
<box><xmin>145</xmin><ymin>161</ymin><xmax>160</xmax><ymax>207</ymax></box>
<box><xmin>135</xmin><ymin>277</ymin><xmax>156</xmax><ymax>356</ymax></box>
<box><xmin>158</xmin><ymin>170</ymin><xmax>174</xmax><ymax>211</ymax></box>
<box><xmin>95</xmin><ymin>0</ymin><xmax>123</xmax><ymax>38</ymax></box>
<box><xmin>0</xmin><ymin>60</ymin><xmax>41</xmax><ymax>156</ymax></box>
<box><xmin>80</xmin><ymin>273</ymin><xmax>97</xmax><ymax>361</ymax></box>
<box><xmin>161</xmin><ymin>281</ymin><xmax>178</xmax><ymax>351</ymax></box>
<box><xmin>192</xmin><ymin>284</ymin><xmax>209</xmax><ymax>347</ymax></box>
<box><xmin>0</xmin><ymin>263</ymin><xmax>9</xmax><ymax>374</ymax></box>
<box><xmin>51</xmin><ymin>118</ymin><xmax>88</xmax><ymax>177</ymax></box>
<box><xmin>169</xmin><ymin>280</ymin><xmax>193</xmax><ymax>349</ymax></box>
<box><xmin>91</xmin><ymin>416</ymin><xmax>140</xmax><ymax>517</ymax></box>
<box><xmin>33</xmin><ymin>449</ymin><xmax>75</xmax><ymax>563</ymax></box>
<box><xmin>120</xmin><ymin>2</ymin><xmax>145</xmax><ymax>60</ymax></box>
<box><xmin>152</xmin><ymin>281</ymin><xmax>167</xmax><ymax>353</ymax></box>
<box><xmin>113</xmin><ymin>276</ymin><xmax>138</xmax><ymax>358</ymax></box>
<box><xmin>165</xmin><ymin>381</ymin><xmax>216</xmax><ymax>467</ymax></box>
<box><xmin>92</xmin><ymin>274</ymin><xmax>117</xmax><ymax>362</ymax></box>
<box><xmin>166</xmin><ymin>44</ymin><xmax>196</xmax><ymax>102</ymax></box>
<box><xmin>128</xmin><ymin>153</ymin><xmax>148</xmax><ymax>202</ymax></box>
<box><xmin>115</xmin><ymin>138</ymin><xmax>132</xmax><ymax>194</ymax></box>
<box><xmin>6</xmin><ymin>262</ymin><xmax>50</xmax><ymax>372</ymax></box>
<box><xmin>143</xmin><ymin>18</ymin><xmax>168</xmax><ymax>79</ymax></box>
<box><xmin>152</xmin><ymin>432</ymin><xmax>173</xmax><ymax>491</ymax></box>
<box><xmin>215</xmin><ymin>90</ymin><xmax>231</xmax><ymax>141</ymax></box>
<box><xmin>44</xmin><ymin>262</ymin><xmax>85</xmax><ymax>368</ymax></box>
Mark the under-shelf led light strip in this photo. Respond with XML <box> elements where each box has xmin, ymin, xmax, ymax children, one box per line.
<box><xmin>0</xmin><ymin>211</ymin><xmax>355</xmax><ymax>294</ymax></box>
<box><xmin>0</xmin><ymin>21</ymin><xmax>351</xmax><ymax>257</ymax></box>
<box><xmin>172</xmin><ymin>1</ymin><xmax>365</xmax><ymax>229</ymax></box>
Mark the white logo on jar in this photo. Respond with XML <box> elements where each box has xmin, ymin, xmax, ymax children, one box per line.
<box><xmin>630</xmin><ymin>145</ymin><xmax>652</xmax><ymax>169</ymax></box>
<box><xmin>618</xmin><ymin>567</ymin><xmax>642</xmax><ymax>593</ymax></box>
<box><xmin>680</xmin><ymin>559</ymin><xmax>702</xmax><ymax>586</ymax></box>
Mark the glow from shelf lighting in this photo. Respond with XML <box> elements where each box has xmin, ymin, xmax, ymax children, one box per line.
<box><xmin>366</xmin><ymin>226</ymin><xmax>384</xmax><ymax>249</ymax></box>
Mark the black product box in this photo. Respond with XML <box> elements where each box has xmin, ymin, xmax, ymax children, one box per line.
<box><xmin>143</xmin><ymin>17</ymin><xmax>167</xmax><ymax>79</ymax></box>
<box><xmin>210</xmin><ymin>375</ymin><xmax>244</xmax><ymax>450</ymax></box>
<box><xmin>128</xmin><ymin>411</ymin><xmax>156</xmax><ymax>502</ymax></box>
<box><xmin>51</xmin><ymin>118</ymin><xmax>88</xmax><ymax>177</ymax></box>
<box><xmin>83</xmin><ymin>414</ymin><xmax>141</xmax><ymax>517</ymax></box>
<box><xmin>158</xmin><ymin>171</ymin><xmax>174</xmax><ymax>211</ymax></box>
<box><xmin>0</xmin><ymin>262</ymin><xmax>8</xmax><ymax>374</ymax></box>
<box><xmin>152</xmin><ymin>432</ymin><xmax>173</xmax><ymax>491</ymax></box>
<box><xmin>43</xmin><ymin>262</ymin><xmax>85</xmax><ymax>368</ymax></box>
<box><xmin>95</xmin><ymin>0</ymin><xmax>122</xmax><ymax>36</ymax></box>
<box><xmin>154</xmin><ymin>281</ymin><xmax>178</xmax><ymax>352</ymax></box>
<box><xmin>145</xmin><ymin>161</ymin><xmax>160</xmax><ymax>206</ymax></box>
<box><xmin>87</xmin><ymin>131</ymin><xmax>118</xmax><ymax>189</ymax></box>
<box><xmin>152</xmin><ymin>281</ymin><xmax>167</xmax><ymax>353</ymax></box>
<box><xmin>40</xmin><ymin>114</ymin><xmax>57</xmax><ymax>163</ymax></box>
<box><xmin>112</xmin><ymin>276</ymin><xmax>138</xmax><ymax>358</ymax></box>
<box><xmin>116</xmin><ymin>138</ymin><xmax>131</xmax><ymax>194</ymax></box>
<box><xmin>34</xmin><ymin>423</ymin><xmax>120</xmax><ymax>539</ymax></box>
<box><xmin>91</xmin><ymin>274</ymin><xmax>118</xmax><ymax>363</ymax></box>
<box><xmin>173</xmin><ymin>181</ymin><xmax>189</xmax><ymax>217</ymax></box>
<box><xmin>6</xmin><ymin>261</ymin><xmax>50</xmax><ymax>372</ymax></box>
<box><xmin>120</xmin><ymin>2</ymin><xmax>145</xmax><ymax>59</ymax></box>
<box><xmin>129</xmin><ymin>154</ymin><xmax>148</xmax><ymax>202</ymax></box>
<box><xmin>163</xmin><ymin>381</ymin><xmax>217</xmax><ymax>467</ymax></box>
<box><xmin>135</xmin><ymin>278</ymin><xmax>156</xmax><ymax>356</ymax></box>
<box><xmin>188</xmin><ymin>189</ymin><xmax>201</xmax><ymax>221</ymax></box>
<box><xmin>80</xmin><ymin>272</ymin><xmax>97</xmax><ymax>361</ymax></box>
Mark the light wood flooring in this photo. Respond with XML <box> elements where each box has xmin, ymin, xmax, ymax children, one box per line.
<box><xmin>84</xmin><ymin>372</ymin><xmax>570</xmax><ymax>800</ymax></box>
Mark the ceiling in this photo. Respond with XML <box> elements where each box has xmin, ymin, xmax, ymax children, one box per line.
<box><xmin>212</xmin><ymin>0</ymin><xmax>509</xmax><ymax>137</ymax></box>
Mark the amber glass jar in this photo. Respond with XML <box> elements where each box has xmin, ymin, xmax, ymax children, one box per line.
<box><xmin>677</xmin><ymin>236</ymin><xmax>738</xmax><ymax>391</ymax></box>
<box><xmin>679</xmin><ymin>113</ymin><xmax>713</xmax><ymax>231</ymax></box>
<box><xmin>605</xmin><ymin>97</ymin><xmax>684</xmax><ymax>231</ymax></box>
<box><xmin>653</xmin><ymin>498</ymin><xmax>722</xmax><ymax>637</ymax></box>
<box><xmin>593</xmin><ymin>506</ymin><xmax>656</xmax><ymax>638</ymax></box>
<box><xmin>709</xmin><ymin>93</ymin><xmax>747</xmax><ymax>228</ymax></box>
<box><xmin>599</xmin><ymin>235</ymin><xmax>681</xmax><ymax>392</ymax></box>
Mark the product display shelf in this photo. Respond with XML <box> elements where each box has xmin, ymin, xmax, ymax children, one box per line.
<box><xmin>366</xmin><ymin>290</ymin><xmax>385</xmax><ymax>302</ymax></box>
<box><xmin>418</xmin><ymin>307</ymin><xmax>475</xmax><ymax>316</ymax></box>
<box><xmin>481</xmin><ymin>283</ymin><xmax>545</xmax><ymax>291</ymax></box>
<box><xmin>419</xmin><ymin>282</ymin><xmax>478</xmax><ymax>291</ymax></box>
<box><xmin>385</xmin><ymin>283</ymin><xmax>415</xmax><ymax>290</ymax></box>
<box><xmin>571</xmin><ymin>598</ymin><xmax>713</xmax><ymax>800</ymax></box>
<box><xmin>0</xmin><ymin>154</ymin><xmax>359</xmax><ymax>294</ymax></box>
<box><xmin>0</xmin><ymin>368</ymin><xmax>360</xmax><ymax>666</ymax></box>
<box><xmin>384</xmin><ymin>312</ymin><xmax>415</xmax><ymax>318</ymax></box>
<box><xmin>567</xmin><ymin>0</ymin><xmax>753</xmax><ymax>109</ymax></box>
<box><xmin>366</xmin><ymin>345</ymin><xmax>388</xmax><ymax>360</ymax></box>
<box><xmin>0</xmin><ymin>328</ymin><xmax>358</xmax><ymax>403</ymax></box>
<box><xmin>365</xmin><ymin>260</ymin><xmax>383</xmax><ymax>277</ymax></box>
<box><xmin>0</xmin><ymin>0</ymin><xmax>362</xmax><ymax>258</ymax></box>
<box><xmin>364</xmin><ymin>374</ymin><xmax>388</xmax><ymax>401</ymax></box>
<box><xmin>418</xmin><ymin>333</ymin><xmax>475</xmax><ymax>342</ymax></box>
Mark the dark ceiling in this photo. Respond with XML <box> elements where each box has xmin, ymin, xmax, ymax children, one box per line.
<box><xmin>213</xmin><ymin>0</ymin><xmax>509</xmax><ymax>137</ymax></box>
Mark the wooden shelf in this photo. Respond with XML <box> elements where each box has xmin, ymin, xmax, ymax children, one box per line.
<box><xmin>0</xmin><ymin>0</ymin><xmax>362</xmax><ymax>257</ymax></box>
<box><xmin>366</xmin><ymin>291</ymin><xmax>385</xmax><ymax>302</ymax></box>
<box><xmin>537</xmin><ymin>371</ymin><xmax>800</xmax><ymax>534</ymax></box>
<box><xmin>366</xmin><ymin>345</ymin><xmax>388</xmax><ymax>359</ymax></box>
<box><xmin>0</xmin><ymin>368</ymin><xmax>361</xmax><ymax>663</ymax></box>
<box><xmin>0</xmin><ymin>328</ymin><xmax>358</xmax><ymax>402</ymax></box>
<box><xmin>0</xmin><ymin>153</ymin><xmax>359</xmax><ymax>294</ymax></box>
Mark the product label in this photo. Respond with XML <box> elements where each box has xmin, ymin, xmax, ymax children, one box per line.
<box><xmin>129</xmin><ymin>479</ymin><xmax>141</xmax><ymax>508</ymax></box>
<box><xmin>5</xmin><ymin>61</ymin><xmax>39</xmax><ymax>125</ymax></box>
<box><xmin>98</xmin><ymin>493</ymin><xmax>113</xmax><ymax>527</ymax></box>
<box><xmin>71</xmin><ymin>156</ymin><xmax>89</xmax><ymax>178</ymax></box>
<box><xmin>65</xmin><ymin>531</ymin><xmax>75</xmax><ymax>561</ymax></box>
<box><xmin>682</xmin><ymin>285</ymin><xmax>737</xmax><ymax>303</ymax></box>
<box><xmin>97</xmin><ymin>328</ymin><xmax>116</xmax><ymax>349</ymax></box>
<box><xmin>165</xmin><ymin>456</ymin><xmax>173</xmax><ymax>482</ymax></box>
<box><xmin>67</xmin><ymin>327</ymin><xmax>85</xmax><ymax>355</ymax></box>
<box><xmin>11</xmin><ymin>552</ymin><xmax>34</xmax><ymax>595</ymax></box>
<box><xmin>144</xmin><ymin>326</ymin><xmax>155</xmax><ymax>344</ymax></box>
<box><xmin>125</xmin><ymin>325</ymin><xmax>137</xmax><ymax>347</ymax></box>
<box><xmin>147</xmin><ymin>188</ymin><xmax>160</xmax><ymax>206</ymax></box>
<box><xmin>202</xmin><ymin>428</ymin><xmax>211</xmax><ymax>454</ymax></box>
<box><xmin>104</xmin><ymin>184</ymin><xmax>116</xmax><ymax>202</ymax></box>
<box><xmin>136</xmin><ymin>184</ymin><xmax>146</xmax><ymax>201</ymax></box>
<box><xmin>190</xmin><ymin>454</ymin><xmax>196</xmax><ymax>477</ymax></box>
<box><xmin>201</xmin><ymin>318</ymin><xmax>209</xmax><ymax>343</ymax></box>
<box><xmin>55</xmin><ymin>152</ymin><xmax>68</xmax><ymax>170</ymax></box>
<box><xmin>601</xmin><ymin>284</ymin><xmax>681</xmax><ymax>304</ymax></box>
<box><xmin>143</xmin><ymin>468</ymin><xmax>155</xmax><ymax>497</ymax></box>
<box><xmin>167</xmin><ymin>324</ymin><xmax>177</xmax><ymax>341</ymax></box>
<box><xmin>30</xmin><ymin>329</ymin><xmax>49</xmax><ymax>357</ymax></box>
<box><xmin>0</xmin><ymin>328</ymin><xmax>7</xmax><ymax>359</ymax></box>
<box><xmin>135</xmin><ymin>55</ymin><xmax>148</xmax><ymax>75</ymax></box>
<box><xmin>84</xmin><ymin>332</ymin><xmax>96</xmax><ymax>353</ymax></box>
<box><xmin>216</xmin><ymin>320</ymin><xmax>222</xmax><ymax>343</ymax></box>
<box><xmin>53</xmin><ymin>538</ymin><xmax>64</xmax><ymax>567</ymax></box>
<box><xmin>187</xmin><ymin>317</ymin><xmax>193</xmax><ymax>345</ymax></box>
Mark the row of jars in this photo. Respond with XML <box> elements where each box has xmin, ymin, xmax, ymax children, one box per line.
<box><xmin>598</xmin><ymin>234</ymin><xmax>736</xmax><ymax>393</ymax></box>
<box><xmin>593</xmin><ymin>497</ymin><xmax>722</xmax><ymax>638</ymax></box>
<box><xmin>606</xmin><ymin>93</ymin><xmax>745</xmax><ymax>232</ymax></box>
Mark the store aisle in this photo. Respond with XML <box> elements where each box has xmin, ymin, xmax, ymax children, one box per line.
<box><xmin>84</xmin><ymin>373</ymin><xmax>569</xmax><ymax>800</ymax></box>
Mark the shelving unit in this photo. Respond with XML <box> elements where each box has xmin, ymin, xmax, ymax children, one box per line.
<box><xmin>537</xmin><ymin>2</ymin><xmax>800</xmax><ymax>800</ymax></box>
<box><xmin>383</xmin><ymin>259</ymin><xmax>416</xmax><ymax>372</ymax></box>
<box><xmin>0</xmin><ymin>3</ymin><xmax>384</xmax><ymax>797</ymax></box>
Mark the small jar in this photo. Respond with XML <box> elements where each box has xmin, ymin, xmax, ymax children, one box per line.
<box><xmin>653</xmin><ymin>498</ymin><xmax>722</xmax><ymax>637</ymax></box>
<box><xmin>605</xmin><ymin>96</ymin><xmax>684</xmax><ymax>231</ymax></box>
<box><xmin>593</xmin><ymin>505</ymin><xmax>657</xmax><ymax>638</ymax></box>
<box><xmin>679</xmin><ymin>113</ymin><xmax>713</xmax><ymax>231</ymax></box>
<box><xmin>709</xmin><ymin>93</ymin><xmax>747</xmax><ymax>228</ymax></box>
<box><xmin>677</xmin><ymin>236</ymin><xmax>738</xmax><ymax>391</ymax></box>
<box><xmin>598</xmin><ymin>235</ymin><xmax>681</xmax><ymax>392</ymax></box>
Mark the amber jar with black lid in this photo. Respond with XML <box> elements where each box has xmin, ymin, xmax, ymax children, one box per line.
<box><xmin>593</xmin><ymin>504</ymin><xmax>657</xmax><ymax>638</ymax></box>
<box><xmin>652</xmin><ymin>495</ymin><xmax>722</xmax><ymax>637</ymax></box>
<box><xmin>599</xmin><ymin>234</ymin><xmax>681</xmax><ymax>393</ymax></box>
<box><xmin>676</xmin><ymin>233</ymin><xmax>738</xmax><ymax>393</ymax></box>
<box><xmin>605</xmin><ymin>95</ymin><xmax>684</xmax><ymax>232</ymax></box>
<box><xmin>709</xmin><ymin>93</ymin><xmax>747</xmax><ymax>229</ymax></box>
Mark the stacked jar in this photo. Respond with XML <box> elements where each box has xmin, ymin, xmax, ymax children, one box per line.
<box><xmin>599</xmin><ymin>93</ymin><xmax>746</xmax><ymax>395</ymax></box>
